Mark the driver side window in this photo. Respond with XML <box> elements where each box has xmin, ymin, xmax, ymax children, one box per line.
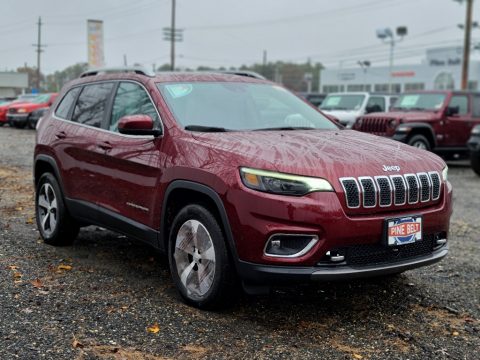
<box><xmin>110</xmin><ymin>82</ymin><xmax>159</xmax><ymax>132</ymax></box>
<box><xmin>449</xmin><ymin>95</ymin><xmax>469</xmax><ymax>115</ymax></box>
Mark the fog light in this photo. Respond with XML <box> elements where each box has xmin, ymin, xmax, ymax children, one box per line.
<box><xmin>326</xmin><ymin>251</ymin><xmax>345</xmax><ymax>262</ymax></box>
<box><xmin>264</xmin><ymin>234</ymin><xmax>318</xmax><ymax>258</ymax></box>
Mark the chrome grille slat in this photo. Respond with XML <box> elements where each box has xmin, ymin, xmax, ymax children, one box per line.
<box><xmin>375</xmin><ymin>176</ymin><xmax>392</xmax><ymax>207</ymax></box>
<box><xmin>340</xmin><ymin>171</ymin><xmax>441</xmax><ymax>209</ymax></box>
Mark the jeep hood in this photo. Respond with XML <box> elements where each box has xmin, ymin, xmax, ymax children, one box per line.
<box><xmin>192</xmin><ymin>130</ymin><xmax>445</xmax><ymax>188</ymax></box>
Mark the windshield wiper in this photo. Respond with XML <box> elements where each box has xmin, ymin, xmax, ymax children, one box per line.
<box><xmin>253</xmin><ymin>126</ymin><xmax>315</xmax><ymax>131</ymax></box>
<box><xmin>184</xmin><ymin>125</ymin><xmax>232</xmax><ymax>132</ymax></box>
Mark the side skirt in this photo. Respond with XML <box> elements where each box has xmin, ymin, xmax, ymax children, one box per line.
<box><xmin>65</xmin><ymin>198</ymin><xmax>160</xmax><ymax>250</ymax></box>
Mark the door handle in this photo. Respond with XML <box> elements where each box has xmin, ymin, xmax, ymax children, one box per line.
<box><xmin>55</xmin><ymin>131</ymin><xmax>66</xmax><ymax>139</ymax></box>
<box><xmin>98</xmin><ymin>141</ymin><xmax>113</xmax><ymax>151</ymax></box>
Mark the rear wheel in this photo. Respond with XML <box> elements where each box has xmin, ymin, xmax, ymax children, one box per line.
<box><xmin>408</xmin><ymin>134</ymin><xmax>431</xmax><ymax>151</ymax></box>
<box><xmin>13</xmin><ymin>121</ymin><xmax>27</xmax><ymax>129</ymax></box>
<box><xmin>36</xmin><ymin>173</ymin><xmax>79</xmax><ymax>246</ymax></box>
<box><xmin>168</xmin><ymin>204</ymin><xmax>236</xmax><ymax>309</ymax></box>
<box><xmin>471</xmin><ymin>152</ymin><xmax>480</xmax><ymax>176</ymax></box>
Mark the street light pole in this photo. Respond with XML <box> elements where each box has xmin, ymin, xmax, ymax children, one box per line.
<box><xmin>376</xmin><ymin>27</ymin><xmax>407</xmax><ymax>94</ymax></box>
<box><xmin>461</xmin><ymin>0</ymin><xmax>473</xmax><ymax>90</ymax></box>
<box><xmin>388</xmin><ymin>38</ymin><xmax>394</xmax><ymax>94</ymax></box>
<box><xmin>170</xmin><ymin>0</ymin><xmax>176</xmax><ymax>71</ymax></box>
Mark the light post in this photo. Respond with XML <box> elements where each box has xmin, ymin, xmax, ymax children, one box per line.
<box><xmin>376</xmin><ymin>26</ymin><xmax>407</xmax><ymax>93</ymax></box>
<box><xmin>357</xmin><ymin>60</ymin><xmax>371</xmax><ymax>91</ymax></box>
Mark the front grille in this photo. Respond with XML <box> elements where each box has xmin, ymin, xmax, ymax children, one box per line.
<box><xmin>345</xmin><ymin>234</ymin><xmax>436</xmax><ymax>266</ymax></box>
<box><xmin>8</xmin><ymin>108</ymin><xmax>17</xmax><ymax>114</ymax></box>
<box><xmin>358</xmin><ymin>117</ymin><xmax>392</xmax><ymax>134</ymax></box>
<box><xmin>340</xmin><ymin>171</ymin><xmax>441</xmax><ymax>210</ymax></box>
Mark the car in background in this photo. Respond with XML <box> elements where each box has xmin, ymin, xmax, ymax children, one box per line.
<box><xmin>0</xmin><ymin>94</ymin><xmax>40</xmax><ymax>127</ymax></box>
<box><xmin>353</xmin><ymin>91</ymin><xmax>480</xmax><ymax>157</ymax></box>
<box><xmin>320</xmin><ymin>92</ymin><xmax>397</xmax><ymax>128</ymax></box>
<box><xmin>467</xmin><ymin>124</ymin><xmax>480</xmax><ymax>176</ymax></box>
<box><xmin>29</xmin><ymin>107</ymin><xmax>50</xmax><ymax>129</ymax></box>
<box><xmin>7</xmin><ymin>93</ymin><xmax>57</xmax><ymax>129</ymax></box>
<box><xmin>298</xmin><ymin>92</ymin><xmax>326</xmax><ymax>107</ymax></box>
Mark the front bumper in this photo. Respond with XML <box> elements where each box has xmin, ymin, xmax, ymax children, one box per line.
<box><xmin>238</xmin><ymin>244</ymin><xmax>448</xmax><ymax>283</ymax></box>
<box><xmin>7</xmin><ymin>114</ymin><xmax>29</xmax><ymax>125</ymax></box>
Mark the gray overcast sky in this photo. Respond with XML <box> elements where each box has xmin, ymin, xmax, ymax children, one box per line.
<box><xmin>0</xmin><ymin>0</ymin><xmax>477</xmax><ymax>74</ymax></box>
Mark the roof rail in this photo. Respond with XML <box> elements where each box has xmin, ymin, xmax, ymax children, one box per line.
<box><xmin>216</xmin><ymin>70</ymin><xmax>266</xmax><ymax>80</ymax></box>
<box><xmin>80</xmin><ymin>66</ymin><xmax>155</xmax><ymax>78</ymax></box>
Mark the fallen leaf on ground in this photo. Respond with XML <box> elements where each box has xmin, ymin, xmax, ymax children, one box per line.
<box><xmin>353</xmin><ymin>354</ymin><xmax>363</xmax><ymax>359</ymax></box>
<box><xmin>30</xmin><ymin>279</ymin><xmax>43</xmax><ymax>288</ymax></box>
<box><xmin>13</xmin><ymin>272</ymin><xmax>22</xmax><ymax>279</ymax></box>
<box><xmin>146</xmin><ymin>323</ymin><xmax>160</xmax><ymax>334</ymax></box>
<box><xmin>452</xmin><ymin>331</ymin><xmax>459</xmax><ymax>336</ymax></box>
<box><xmin>25</xmin><ymin>217</ymin><xmax>34</xmax><ymax>224</ymax></box>
<box><xmin>7</xmin><ymin>265</ymin><xmax>18</xmax><ymax>270</ymax></box>
<box><xmin>183</xmin><ymin>345</ymin><xmax>207</xmax><ymax>356</ymax></box>
<box><xmin>72</xmin><ymin>336</ymin><xmax>84</xmax><ymax>348</ymax></box>
<box><xmin>57</xmin><ymin>264</ymin><xmax>72</xmax><ymax>271</ymax></box>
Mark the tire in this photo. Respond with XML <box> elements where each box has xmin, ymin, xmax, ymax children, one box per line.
<box><xmin>0</xmin><ymin>122</ymin><xmax>4</xmax><ymax>127</ymax></box>
<box><xmin>13</xmin><ymin>121</ymin><xmax>27</xmax><ymax>129</ymax></box>
<box><xmin>471</xmin><ymin>152</ymin><xmax>480</xmax><ymax>176</ymax></box>
<box><xmin>168</xmin><ymin>204</ymin><xmax>236</xmax><ymax>309</ymax></box>
<box><xmin>407</xmin><ymin>134</ymin><xmax>431</xmax><ymax>151</ymax></box>
<box><xmin>35</xmin><ymin>173</ymin><xmax>79</xmax><ymax>246</ymax></box>
<box><xmin>27</xmin><ymin>117</ymin><xmax>36</xmax><ymax>130</ymax></box>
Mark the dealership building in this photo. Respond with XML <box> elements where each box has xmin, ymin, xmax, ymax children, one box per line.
<box><xmin>0</xmin><ymin>72</ymin><xmax>28</xmax><ymax>97</ymax></box>
<box><xmin>320</xmin><ymin>46</ymin><xmax>480</xmax><ymax>94</ymax></box>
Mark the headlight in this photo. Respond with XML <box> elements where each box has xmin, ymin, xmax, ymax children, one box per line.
<box><xmin>240</xmin><ymin>167</ymin><xmax>334</xmax><ymax>196</ymax></box>
<box><xmin>442</xmin><ymin>166</ymin><xmax>448</xmax><ymax>182</ymax></box>
<box><xmin>17</xmin><ymin>108</ymin><xmax>27</xmax><ymax>113</ymax></box>
<box><xmin>472</xmin><ymin>126</ymin><xmax>480</xmax><ymax>135</ymax></box>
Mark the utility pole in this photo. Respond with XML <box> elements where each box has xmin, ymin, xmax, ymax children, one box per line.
<box><xmin>34</xmin><ymin>17</ymin><xmax>44</xmax><ymax>91</ymax></box>
<box><xmin>262</xmin><ymin>50</ymin><xmax>267</xmax><ymax>77</ymax></box>
<box><xmin>461</xmin><ymin>0</ymin><xmax>474</xmax><ymax>90</ymax></box>
<box><xmin>123</xmin><ymin>54</ymin><xmax>128</xmax><ymax>66</ymax></box>
<box><xmin>171</xmin><ymin>0</ymin><xmax>176</xmax><ymax>71</ymax></box>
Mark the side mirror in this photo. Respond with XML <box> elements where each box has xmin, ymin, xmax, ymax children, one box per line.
<box><xmin>118</xmin><ymin>114</ymin><xmax>162</xmax><ymax>137</ymax></box>
<box><xmin>446</xmin><ymin>106</ymin><xmax>459</xmax><ymax>117</ymax></box>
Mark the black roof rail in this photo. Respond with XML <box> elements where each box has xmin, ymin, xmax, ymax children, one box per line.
<box><xmin>80</xmin><ymin>66</ymin><xmax>155</xmax><ymax>78</ymax></box>
<box><xmin>216</xmin><ymin>70</ymin><xmax>266</xmax><ymax>80</ymax></box>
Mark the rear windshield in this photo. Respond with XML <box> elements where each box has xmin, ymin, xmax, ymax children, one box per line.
<box><xmin>157</xmin><ymin>82</ymin><xmax>337</xmax><ymax>131</ymax></box>
<box><xmin>392</xmin><ymin>93</ymin><xmax>446</xmax><ymax>111</ymax></box>
<box><xmin>320</xmin><ymin>94</ymin><xmax>366</xmax><ymax>111</ymax></box>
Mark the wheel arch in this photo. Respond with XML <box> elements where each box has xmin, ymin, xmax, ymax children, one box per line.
<box><xmin>401</xmin><ymin>123</ymin><xmax>437</xmax><ymax>149</ymax></box>
<box><xmin>160</xmin><ymin>180</ymin><xmax>239</xmax><ymax>268</ymax></box>
<box><xmin>34</xmin><ymin>155</ymin><xmax>62</xmax><ymax>186</ymax></box>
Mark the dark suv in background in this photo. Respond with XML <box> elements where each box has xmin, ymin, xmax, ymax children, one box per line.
<box><xmin>34</xmin><ymin>68</ymin><xmax>452</xmax><ymax>309</ymax></box>
<box><xmin>354</xmin><ymin>91</ymin><xmax>480</xmax><ymax>157</ymax></box>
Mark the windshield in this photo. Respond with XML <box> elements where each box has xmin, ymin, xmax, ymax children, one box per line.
<box><xmin>320</xmin><ymin>94</ymin><xmax>366</xmax><ymax>111</ymax></box>
<box><xmin>30</xmin><ymin>94</ymin><xmax>51</xmax><ymax>104</ymax></box>
<box><xmin>392</xmin><ymin>93</ymin><xmax>446</xmax><ymax>111</ymax></box>
<box><xmin>157</xmin><ymin>82</ymin><xmax>338</xmax><ymax>131</ymax></box>
<box><xmin>18</xmin><ymin>94</ymin><xmax>39</xmax><ymax>101</ymax></box>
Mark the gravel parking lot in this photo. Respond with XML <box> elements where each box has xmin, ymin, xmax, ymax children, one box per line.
<box><xmin>0</xmin><ymin>126</ymin><xmax>478</xmax><ymax>360</ymax></box>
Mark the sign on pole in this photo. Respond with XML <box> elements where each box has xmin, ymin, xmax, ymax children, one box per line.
<box><xmin>87</xmin><ymin>19</ymin><xmax>104</xmax><ymax>68</ymax></box>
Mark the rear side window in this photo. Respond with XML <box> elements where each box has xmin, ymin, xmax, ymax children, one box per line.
<box><xmin>72</xmin><ymin>82</ymin><xmax>114</xmax><ymax>127</ymax></box>
<box><xmin>449</xmin><ymin>95</ymin><xmax>469</xmax><ymax>115</ymax></box>
<box><xmin>55</xmin><ymin>88</ymin><xmax>81</xmax><ymax>120</ymax></box>
<box><xmin>110</xmin><ymin>82</ymin><xmax>159</xmax><ymax>132</ymax></box>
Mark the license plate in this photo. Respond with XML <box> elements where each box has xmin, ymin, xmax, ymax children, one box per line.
<box><xmin>386</xmin><ymin>215</ymin><xmax>422</xmax><ymax>246</ymax></box>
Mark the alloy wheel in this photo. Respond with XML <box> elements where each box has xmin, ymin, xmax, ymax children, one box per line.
<box><xmin>174</xmin><ymin>219</ymin><xmax>216</xmax><ymax>300</ymax></box>
<box><xmin>37</xmin><ymin>183</ymin><xmax>58</xmax><ymax>236</ymax></box>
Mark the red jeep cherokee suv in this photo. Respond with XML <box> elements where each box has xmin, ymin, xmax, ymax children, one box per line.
<box><xmin>34</xmin><ymin>68</ymin><xmax>452</xmax><ymax>309</ymax></box>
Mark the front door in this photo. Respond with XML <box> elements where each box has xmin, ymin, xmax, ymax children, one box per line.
<box><xmin>443</xmin><ymin>94</ymin><xmax>474</xmax><ymax>147</ymax></box>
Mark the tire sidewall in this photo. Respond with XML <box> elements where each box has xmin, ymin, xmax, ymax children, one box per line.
<box><xmin>471</xmin><ymin>153</ymin><xmax>480</xmax><ymax>176</ymax></box>
<box><xmin>36</xmin><ymin>173</ymin><xmax>65</xmax><ymax>242</ymax></box>
<box><xmin>168</xmin><ymin>204</ymin><xmax>229</xmax><ymax>308</ymax></box>
<box><xmin>408</xmin><ymin>134</ymin><xmax>430</xmax><ymax>151</ymax></box>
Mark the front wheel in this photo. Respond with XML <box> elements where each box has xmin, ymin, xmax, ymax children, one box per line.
<box><xmin>36</xmin><ymin>173</ymin><xmax>79</xmax><ymax>246</ymax></box>
<box><xmin>168</xmin><ymin>204</ymin><xmax>236</xmax><ymax>309</ymax></box>
<box><xmin>407</xmin><ymin>134</ymin><xmax>431</xmax><ymax>151</ymax></box>
<box><xmin>471</xmin><ymin>152</ymin><xmax>480</xmax><ymax>176</ymax></box>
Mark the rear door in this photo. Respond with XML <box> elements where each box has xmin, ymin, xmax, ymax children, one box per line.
<box><xmin>444</xmin><ymin>94</ymin><xmax>473</xmax><ymax>147</ymax></box>
<box><xmin>65</xmin><ymin>82</ymin><xmax>116</xmax><ymax>205</ymax></box>
<box><xmin>92</xmin><ymin>81</ymin><xmax>165</xmax><ymax>228</ymax></box>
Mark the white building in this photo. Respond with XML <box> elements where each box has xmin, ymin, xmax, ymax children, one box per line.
<box><xmin>320</xmin><ymin>46</ymin><xmax>479</xmax><ymax>94</ymax></box>
<box><xmin>0</xmin><ymin>72</ymin><xmax>28</xmax><ymax>97</ymax></box>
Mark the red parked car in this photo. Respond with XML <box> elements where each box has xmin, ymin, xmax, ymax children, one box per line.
<box><xmin>7</xmin><ymin>93</ymin><xmax>57</xmax><ymax>129</ymax></box>
<box><xmin>0</xmin><ymin>94</ymin><xmax>39</xmax><ymax>126</ymax></box>
<box><xmin>34</xmin><ymin>68</ymin><xmax>452</xmax><ymax>309</ymax></box>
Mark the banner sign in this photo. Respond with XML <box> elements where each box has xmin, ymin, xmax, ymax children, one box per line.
<box><xmin>87</xmin><ymin>20</ymin><xmax>104</xmax><ymax>68</ymax></box>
